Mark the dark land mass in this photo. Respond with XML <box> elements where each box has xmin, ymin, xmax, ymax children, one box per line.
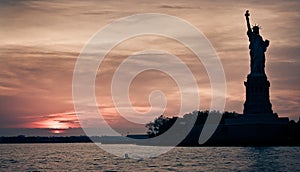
<box><xmin>0</xmin><ymin>111</ymin><xmax>299</xmax><ymax>146</ymax></box>
<box><xmin>0</xmin><ymin>135</ymin><xmax>93</xmax><ymax>144</ymax></box>
<box><xmin>142</xmin><ymin>111</ymin><xmax>300</xmax><ymax>146</ymax></box>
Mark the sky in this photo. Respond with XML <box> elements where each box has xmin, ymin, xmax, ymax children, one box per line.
<box><xmin>0</xmin><ymin>0</ymin><xmax>299</xmax><ymax>136</ymax></box>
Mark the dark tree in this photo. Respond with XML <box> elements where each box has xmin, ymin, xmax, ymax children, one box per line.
<box><xmin>146</xmin><ymin>110</ymin><xmax>240</xmax><ymax>137</ymax></box>
<box><xmin>146</xmin><ymin>115</ymin><xmax>177</xmax><ymax>137</ymax></box>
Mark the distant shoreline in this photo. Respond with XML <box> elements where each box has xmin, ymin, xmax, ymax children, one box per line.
<box><xmin>1</xmin><ymin>135</ymin><xmax>299</xmax><ymax>146</ymax></box>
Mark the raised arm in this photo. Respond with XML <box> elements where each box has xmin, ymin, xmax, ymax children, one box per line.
<box><xmin>245</xmin><ymin>10</ymin><xmax>252</xmax><ymax>32</ymax></box>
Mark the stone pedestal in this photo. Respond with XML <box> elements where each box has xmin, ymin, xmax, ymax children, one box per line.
<box><xmin>243</xmin><ymin>75</ymin><xmax>273</xmax><ymax>115</ymax></box>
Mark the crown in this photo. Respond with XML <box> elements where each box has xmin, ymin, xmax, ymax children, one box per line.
<box><xmin>252</xmin><ymin>24</ymin><xmax>262</xmax><ymax>29</ymax></box>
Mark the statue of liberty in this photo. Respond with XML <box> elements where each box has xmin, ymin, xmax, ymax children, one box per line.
<box><xmin>245</xmin><ymin>10</ymin><xmax>270</xmax><ymax>76</ymax></box>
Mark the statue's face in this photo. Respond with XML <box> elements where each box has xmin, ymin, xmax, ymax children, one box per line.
<box><xmin>253</xmin><ymin>27</ymin><xmax>259</xmax><ymax>34</ymax></box>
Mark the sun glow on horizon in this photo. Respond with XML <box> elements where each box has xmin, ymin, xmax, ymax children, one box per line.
<box><xmin>31</xmin><ymin>111</ymin><xmax>80</xmax><ymax>129</ymax></box>
<box><xmin>50</xmin><ymin>128</ymin><xmax>67</xmax><ymax>134</ymax></box>
<box><xmin>42</xmin><ymin>120</ymin><xmax>69</xmax><ymax>129</ymax></box>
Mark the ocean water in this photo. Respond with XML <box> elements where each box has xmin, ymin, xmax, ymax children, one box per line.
<box><xmin>0</xmin><ymin>143</ymin><xmax>299</xmax><ymax>171</ymax></box>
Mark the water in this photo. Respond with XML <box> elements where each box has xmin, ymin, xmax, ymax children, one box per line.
<box><xmin>0</xmin><ymin>143</ymin><xmax>299</xmax><ymax>171</ymax></box>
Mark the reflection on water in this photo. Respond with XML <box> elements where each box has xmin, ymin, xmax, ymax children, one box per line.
<box><xmin>0</xmin><ymin>143</ymin><xmax>299</xmax><ymax>171</ymax></box>
<box><xmin>246</xmin><ymin>147</ymin><xmax>299</xmax><ymax>171</ymax></box>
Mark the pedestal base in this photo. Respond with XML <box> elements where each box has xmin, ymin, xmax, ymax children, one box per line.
<box><xmin>243</xmin><ymin>75</ymin><xmax>273</xmax><ymax>115</ymax></box>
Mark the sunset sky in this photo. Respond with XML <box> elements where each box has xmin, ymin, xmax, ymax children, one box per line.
<box><xmin>0</xmin><ymin>0</ymin><xmax>299</xmax><ymax>135</ymax></box>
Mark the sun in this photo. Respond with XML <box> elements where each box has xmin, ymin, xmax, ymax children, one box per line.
<box><xmin>50</xmin><ymin>129</ymin><xmax>67</xmax><ymax>134</ymax></box>
<box><xmin>44</xmin><ymin>121</ymin><xmax>69</xmax><ymax>134</ymax></box>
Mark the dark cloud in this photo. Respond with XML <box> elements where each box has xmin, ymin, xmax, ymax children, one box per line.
<box><xmin>0</xmin><ymin>0</ymin><xmax>32</xmax><ymax>6</ymax></box>
<box><xmin>57</xmin><ymin>120</ymin><xmax>78</xmax><ymax>124</ymax></box>
<box><xmin>159</xmin><ymin>4</ymin><xmax>196</xmax><ymax>9</ymax></box>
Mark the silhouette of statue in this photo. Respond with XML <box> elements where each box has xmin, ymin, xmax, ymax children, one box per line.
<box><xmin>243</xmin><ymin>10</ymin><xmax>273</xmax><ymax>115</ymax></box>
<box><xmin>245</xmin><ymin>10</ymin><xmax>269</xmax><ymax>76</ymax></box>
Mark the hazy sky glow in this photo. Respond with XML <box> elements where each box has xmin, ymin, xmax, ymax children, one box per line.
<box><xmin>0</xmin><ymin>0</ymin><xmax>299</xmax><ymax>135</ymax></box>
